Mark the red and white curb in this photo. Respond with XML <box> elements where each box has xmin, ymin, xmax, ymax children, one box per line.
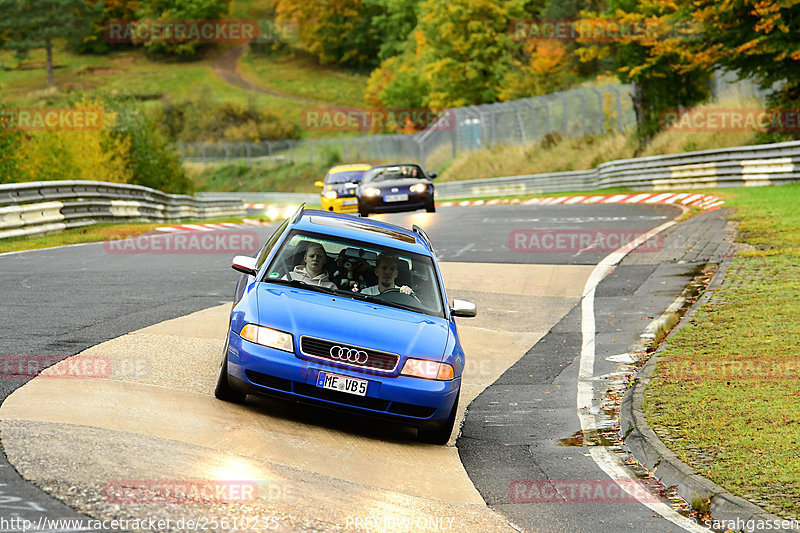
<box><xmin>154</xmin><ymin>222</ymin><xmax>241</xmax><ymax>233</ymax></box>
<box><xmin>438</xmin><ymin>193</ymin><xmax>724</xmax><ymax>210</ymax></box>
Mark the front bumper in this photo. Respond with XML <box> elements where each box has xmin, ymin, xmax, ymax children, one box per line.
<box><xmin>359</xmin><ymin>193</ymin><xmax>433</xmax><ymax>214</ymax></box>
<box><xmin>320</xmin><ymin>196</ymin><xmax>359</xmax><ymax>213</ymax></box>
<box><xmin>227</xmin><ymin>332</ymin><xmax>459</xmax><ymax>428</ymax></box>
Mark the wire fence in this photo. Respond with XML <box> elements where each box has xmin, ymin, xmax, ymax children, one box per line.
<box><xmin>177</xmin><ymin>74</ymin><xmax>770</xmax><ymax>169</ymax></box>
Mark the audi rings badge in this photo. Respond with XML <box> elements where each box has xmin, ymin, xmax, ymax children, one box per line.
<box><xmin>330</xmin><ymin>346</ymin><xmax>369</xmax><ymax>364</ymax></box>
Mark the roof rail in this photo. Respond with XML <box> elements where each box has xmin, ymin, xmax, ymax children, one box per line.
<box><xmin>290</xmin><ymin>203</ymin><xmax>306</xmax><ymax>224</ymax></box>
<box><xmin>411</xmin><ymin>224</ymin><xmax>434</xmax><ymax>252</ymax></box>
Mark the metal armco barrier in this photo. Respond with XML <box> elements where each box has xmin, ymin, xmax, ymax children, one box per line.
<box><xmin>434</xmin><ymin>140</ymin><xmax>800</xmax><ymax>199</ymax></box>
<box><xmin>0</xmin><ymin>181</ymin><xmax>245</xmax><ymax>240</ymax></box>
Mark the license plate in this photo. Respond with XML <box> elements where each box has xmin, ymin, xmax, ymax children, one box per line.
<box><xmin>342</xmin><ymin>199</ymin><xmax>358</xmax><ymax>205</ymax></box>
<box><xmin>384</xmin><ymin>194</ymin><xmax>408</xmax><ymax>202</ymax></box>
<box><xmin>316</xmin><ymin>371</ymin><xmax>368</xmax><ymax>396</ymax></box>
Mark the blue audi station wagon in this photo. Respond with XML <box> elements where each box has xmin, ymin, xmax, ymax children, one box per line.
<box><xmin>215</xmin><ymin>205</ymin><xmax>476</xmax><ymax>444</ymax></box>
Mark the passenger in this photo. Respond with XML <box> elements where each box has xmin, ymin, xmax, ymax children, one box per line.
<box><xmin>285</xmin><ymin>243</ymin><xmax>337</xmax><ymax>290</ymax></box>
<box><xmin>361</xmin><ymin>254</ymin><xmax>414</xmax><ymax>296</ymax></box>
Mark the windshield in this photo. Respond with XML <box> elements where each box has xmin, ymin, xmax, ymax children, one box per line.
<box><xmin>326</xmin><ymin>170</ymin><xmax>367</xmax><ymax>185</ymax></box>
<box><xmin>263</xmin><ymin>230</ymin><xmax>444</xmax><ymax>318</ymax></box>
<box><xmin>363</xmin><ymin>165</ymin><xmax>424</xmax><ymax>183</ymax></box>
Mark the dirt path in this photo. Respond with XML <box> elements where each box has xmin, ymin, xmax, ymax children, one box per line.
<box><xmin>212</xmin><ymin>43</ymin><xmax>317</xmax><ymax>103</ymax></box>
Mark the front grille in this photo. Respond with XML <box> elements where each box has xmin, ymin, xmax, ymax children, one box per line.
<box><xmin>299</xmin><ymin>336</ymin><xmax>399</xmax><ymax>373</ymax></box>
<box><xmin>244</xmin><ymin>370</ymin><xmax>436</xmax><ymax>419</ymax></box>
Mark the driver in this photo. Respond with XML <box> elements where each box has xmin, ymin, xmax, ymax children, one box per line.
<box><xmin>361</xmin><ymin>254</ymin><xmax>414</xmax><ymax>296</ymax></box>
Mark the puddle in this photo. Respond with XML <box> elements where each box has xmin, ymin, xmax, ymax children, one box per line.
<box><xmin>558</xmin><ymin>429</ymin><xmax>618</xmax><ymax>447</ymax></box>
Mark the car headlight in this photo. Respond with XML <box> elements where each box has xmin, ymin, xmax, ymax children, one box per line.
<box><xmin>324</xmin><ymin>191</ymin><xmax>338</xmax><ymax>199</ymax></box>
<box><xmin>363</xmin><ymin>187</ymin><xmax>381</xmax><ymax>197</ymax></box>
<box><xmin>409</xmin><ymin>183</ymin><xmax>427</xmax><ymax>193</ymax></box>
<box><xmin>400</xmin><ymin>358</ymin><xmax>455</xmax><ymax>380</ymax></box>
<box><xmin>240</xmin><ymin>324</ymin><xmax>293</xmax><ymax>352</ymax></box>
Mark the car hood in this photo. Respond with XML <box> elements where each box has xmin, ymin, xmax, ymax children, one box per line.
<box><xmin>256</xmin><ymin>284</ymin><xmax>450</xmax><ymax>360</ymax></box>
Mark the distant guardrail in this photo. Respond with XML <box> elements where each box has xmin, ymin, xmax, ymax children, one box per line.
<box><xmin>0</xmin><ymin>181</ymin><xmax>245</xmax><ymax>240</ymax></box>
<box><xmin>434</xmin><ymin>140</ymin><xmax>800</xmax><ymax>199</ymax></box>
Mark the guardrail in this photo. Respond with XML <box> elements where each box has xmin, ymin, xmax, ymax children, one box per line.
<box><xmin>434</xmin><ymin>140</ymin><xmax>800</xmax><ymax>199</ymax></box>
<box><xmin>0</xmin><ymin>181</ymin><xmax>245</xmax><ymax>240</ymax></box>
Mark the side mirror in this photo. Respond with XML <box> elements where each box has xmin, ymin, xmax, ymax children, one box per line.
<box><xmin>232</xmin><ymin>255</ymin><xmax>258</xmax><ymax>276</ymax></box>
<box><xmin>314</xmin><ymin>180</ymin><xmax>324</xmax><ymax>188</ymax></box>
<box><xmin>428</xmin><ymin>172</ymin><xmax>437</xmax><ymax>179</ymax></box>
<box><xmin>450</xmin><ymin>299</ymin><xmax>477</xmax><ymax>318</ymax></box>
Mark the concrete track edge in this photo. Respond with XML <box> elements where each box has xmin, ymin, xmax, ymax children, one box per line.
<box><xmin>620</xmin><ymin>255</ymin><xmax>799</xmax><ymax>532</ymax></box>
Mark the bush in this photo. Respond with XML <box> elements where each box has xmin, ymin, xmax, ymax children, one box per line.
<box><xmin>114</xmin><ymin>108</ymin><xmax>193</xmax><ymax>193</ymax></box>
<box><xmin>155</xmin><ymin>97</ymin><xmax>301</xmax><ymax>143</ymax></box>
<box><xmin>8</xmin><ymin>97</ymin><xmax>131</xmax><ymax>184</ymax></box>
<box><xmin>0</xmin><ymin>103</ymin><xmax>23</xmax><ymax>184</ymax></box>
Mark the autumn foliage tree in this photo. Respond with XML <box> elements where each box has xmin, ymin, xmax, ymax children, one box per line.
<box><xmin>578</xmin><ymin>1</ymin><xmax>711</xmax><ymax>144</ymax></box>
<box><xmin>690</xmin><ymin>0</ymin><xmax>800</xmax><ymax>138</ymax></box>
<box><xmin>274</xmin><ymin>0</ymin><xmax>382</xmax><ymax>67</ymax></box>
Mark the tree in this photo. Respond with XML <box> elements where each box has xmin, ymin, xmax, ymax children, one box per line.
<box><xmin>364</xmin><ymin>0</ymin><xmax>419</xmax><ymax>61</ymax></box>
<box><xmin>275</xmin><ymin>0</ymin><xmax>382</xmax><ymax>68</ymax></box>
<box><xmin>0</xmin><ymin>0</ymin><xmax>101</xmax><ymax>85</ymax></box>
<box><xmin>578</xmin><ymin>1</ymin><xmax>712</xmax><ymax>144</ymax></box>
<box><xmin>134</xmin><ymin>0</ymin><xmax>232</xmax><ymax>59</ymax></box>
<box><xmin>691</xmin><ymin>0</ymin><xmax>800</xmax><ymax>116</ymax></box>
<box><xmin>416</xmin><ymin>0</ymin><xmax>523</xmax><ymax>109</ymax></box>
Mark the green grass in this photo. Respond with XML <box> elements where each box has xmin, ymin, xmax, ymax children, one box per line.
<box><xmin>239</xmin><ymin>50</ymin><xmax>368</xmax><ymax>107</ymax></box>
<box><xmin>644</xmin><ymin>183</ymin><xmax>800</xmax><ymax>519</ymax></box>
<box><xmin>0</xmin><ymin>43</ymin><xmax>366</xmax><ymax>136</ymax></box>
<box><xmin>0</xmin><ymin>216</ymin><xmax>245</xmax><ymax>254</ymax></box>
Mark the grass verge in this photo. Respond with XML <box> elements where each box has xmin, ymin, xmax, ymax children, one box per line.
<box><xmin>644</xmin><ymin>183</ymin><xmax>800</xmax><ymax>519</ymax></box>
<box><xmin>0</xmin><ymin>217</ymin><xmax>246</xmax><ymax>255</ymax></box>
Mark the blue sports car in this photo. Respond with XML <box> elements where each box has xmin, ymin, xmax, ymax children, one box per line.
<box><xmin>215</xmin><ymin>205</ymin><xmax>476</xmax><ymax>444</ymax></box>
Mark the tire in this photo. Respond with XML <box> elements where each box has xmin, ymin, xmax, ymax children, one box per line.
<box><xmin>418</xmin><ymin>392</ymin><xmax>458</xmax><ymax>445</ymax></box>
<box><xmin>359</xmin><ymin>207</ymin><xmax>369</xmax><ymax>217</ymax></box>
<box><xmin>426</xmin><ymin>201</ymin><xmax>436</xmax><ymax>213</ymax></box>
<box><xmin>214</xmin><ymin>337</ymin><xmax>246</xmax><ymax>403</ymax></box>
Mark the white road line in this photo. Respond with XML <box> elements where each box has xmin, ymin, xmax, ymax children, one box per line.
<box><xmin>578</xmin><ymin>221</ymin><xmax>710</xmax><ymax>533</ymax></box>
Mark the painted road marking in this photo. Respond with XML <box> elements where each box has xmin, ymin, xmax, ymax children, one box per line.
<box><xmin>577</xmin><ymin>218</ymin><xmax>710</xmax><ymax>533</ymax></box>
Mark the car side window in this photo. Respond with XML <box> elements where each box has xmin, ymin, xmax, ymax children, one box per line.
<box><xmin>255</xmin><ymin>218</ymin><xmax>290</xmax><ymax>271</ymax></box>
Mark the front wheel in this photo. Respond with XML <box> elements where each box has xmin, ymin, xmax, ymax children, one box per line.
<box><xmin>426</xmin><ymin>201</ymin><xmax>436</xmax><ymax>213</ymax></box>
<box><xmin>418</xmin><ymin>392</ymin><xmax>459</xmax><ymax>445</ymax></box>
<box><xmin>214</xmin><ymin>338</ymin><xmax>246</xmax><ymax>403</ymax></box>
<box><xmin>358</xmin><ymin>207</ymin><xmax>369</xmax><ymax>217</ymax></box>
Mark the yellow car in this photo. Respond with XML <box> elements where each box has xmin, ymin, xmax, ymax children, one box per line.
<box><xmin>314</xmin><ymin>164</ymin><xmax>372</xmax><ymax>213</ymax></box>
